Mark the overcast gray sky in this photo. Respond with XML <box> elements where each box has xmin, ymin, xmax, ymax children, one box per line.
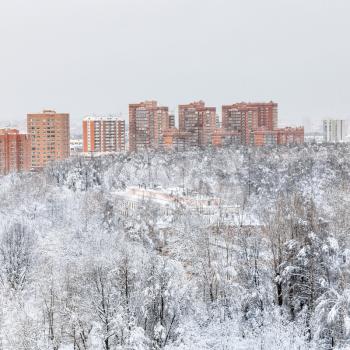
<box><xmin>0</xmin><ymin>0</ymin><xmax>349</xmax><ymax>133</ymax></box>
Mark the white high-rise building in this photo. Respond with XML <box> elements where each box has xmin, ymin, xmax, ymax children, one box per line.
<box><xmin>323</xmin><ymin>119</ymin><xmax>347</xmax><ymax>142</ymax></box>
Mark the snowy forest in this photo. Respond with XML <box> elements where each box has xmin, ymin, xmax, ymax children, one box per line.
<box><xmin>0</xmin><ymin>144</ymin><xmax>350</xmax><ymax>350</ymax></box>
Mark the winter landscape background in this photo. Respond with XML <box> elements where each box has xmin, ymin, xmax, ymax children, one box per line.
<box><xmin>0</xmin><ymin>144</ymin><xmax>349</xmax><ymax>349</ymax></box>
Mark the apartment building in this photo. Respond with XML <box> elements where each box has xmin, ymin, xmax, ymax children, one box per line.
<box><xmin>129</xmin><ymin>101</ymin><xmax>169</xmax><ymax>152</ymax></box>
<box><xmin>222</xmin><ymin>102</ymin><xmax>278</xmax><ymax>145</ymax></box>
<box><xmin>277</xmin><ymin>127</ymin><xmax>304</xmax><ymax>145</ymax></box>
<box><xmin>323</xmin><ymin>119</ymin><xmax>347</xmax><ymax>142</ymax></box>
<box><xmin>253</xmin><ymin>128</ymin><xmax>278</xmax><ymax>146</ymax></box>
<box><xmin>212</xmin><ymin>129</ymin><xmax>241</xmax><ymax>147</ymax></box>
<box><xmin>178</xmin><ymin>101</ymin><xmax>216</xmax><ymax>147</ymax></box>
<box><xmin>169</xmin><ymin>114</ymin><xmax>176</xmax><ymax>128</ymax></box>
<box><xmin>162</xmin><ymin>128</ymin><xmax>192</xmax><ymax>151</ymax></box>
<box><xmin>127</xmin><ymin>99</ymin><xmax>303</xmax><ymax>151</ymax></box>
<box><xmin>27</xmin><ymin>110</ymin><xmax>70</xmax><ymax>169</ymax></box>
<box><xmin>0</xmin><ymin>129</ymin><xmax>31</xmax><ymax>175</ymax></box>
<box><xmin>83</xmin><ymin>116</ymin><xmax>125</xmax><ymax>153</ymax></box>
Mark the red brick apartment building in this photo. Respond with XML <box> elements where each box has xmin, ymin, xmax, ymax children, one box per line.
<box><xmin>221</xmin><ymin>102</ymin><xmax>278</xmax><ymax>145</ymax></box>
<box><xmin>162</xmin><ymin>128</ymin><xmax>192</xmax><ymax>151</ymax></box>
<box><xmin>0</xmin><ymin>129</ymin><xmax>31</xmax><ymax>175</ymax></box>
<box><xmin>219</xmin><ymin>102</ymin><xmax>303</xmax><ymax>146</ymax></box>
<box><xmin>212</xmin><ymin>129</ymin><xmax>241</xmax><ymax>147</ymax></box>
<box><xmin>83</xmin><ymin>116</ymin><xmax>125</xmax><ymax>153</ymax></box>
<box><xmin>129</xmin><ymin>101</ymin><xmax>170</xmax><ymax>152</ymax></box>
<box><xmin>277</xmin><ymin>127</ymin><xmax>304</xmax><ymax>145</ymax></box>
<box><xmin>252</xmin><ymin>127</ymin><xmax>304</xmax><ymax>146</ymax></box>
<box><xmin>128</xmin><ymin>100</ymin><xmax>303</xmax><ymax>151</ymax></box>
<box><xmin>27</xmin><ymin>110</ymin><xmax>70</xmax><ymax>169</ymax></box>
<box><xmin>178</xmin><ymin>101</ymin><xmax>216</xmax><ymax>147</ymax></box>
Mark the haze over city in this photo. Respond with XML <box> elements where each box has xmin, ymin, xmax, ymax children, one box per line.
<box><xmin>1</xmin><ymin>0</ymin><xmax>349</xmax><ymax>132</ymax></box>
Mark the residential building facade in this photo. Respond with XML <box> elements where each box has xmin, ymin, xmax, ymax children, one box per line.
<box><xmin>222</xmin><ymin>102</ymin><xmax>278</xmax><ymax>146</ymax></box>
<box><xmin>83</xmin><ymin>116</ymin><xmax>125</xmax><ymax>153</ymax></box>
<box><xmin>27</xmin><ymin>110</ymin><xmax>70</xmax><ymax>169</ymax></box>
<box><xmin>277</xmin><ymin>127</ymin><xmax>304</xmax><ymax>145</ymax></box>
<box><xmin>178</xmin><ymin>101</ymin><xmax>216</xmax><ymax>147</ymax></box>
<box><xmin>0</xmin><ymin>129</ymin><xmax>31</xmax><ymax>175</ymax></box>
<box><xmin>129</xmin><ymin>101</ymin><xmax>169</xmax><ymax>152</ymax></box>
<box><xmin>162</xmin><ymin>128</ymin><xmax>192</xmax><ymax>151</ymax></box>
<box><xmin>323</xmin><ymin>119</ymin><xmax>347</xmax><ymax>142</ymax></box>
<box><xmin>126</xmin><ymin>100</ymin><xmax>304</xmax><ymax>151</ymax></box>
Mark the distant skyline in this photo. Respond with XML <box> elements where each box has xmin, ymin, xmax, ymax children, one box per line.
<box><xmin>1</xmin><ymin>0</ymin><xmax>349</xmax><ymax>134</ymax></box>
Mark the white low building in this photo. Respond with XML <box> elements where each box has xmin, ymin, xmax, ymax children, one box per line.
<box><xmin>114</xmin><ymin>186</ymin><xmax>240</xmax><ymax>225</ymax></box>
<box><xmin>70</xmin><ymin>139</ymin><xmax>83</xmax><ymax>155</ymax></box>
